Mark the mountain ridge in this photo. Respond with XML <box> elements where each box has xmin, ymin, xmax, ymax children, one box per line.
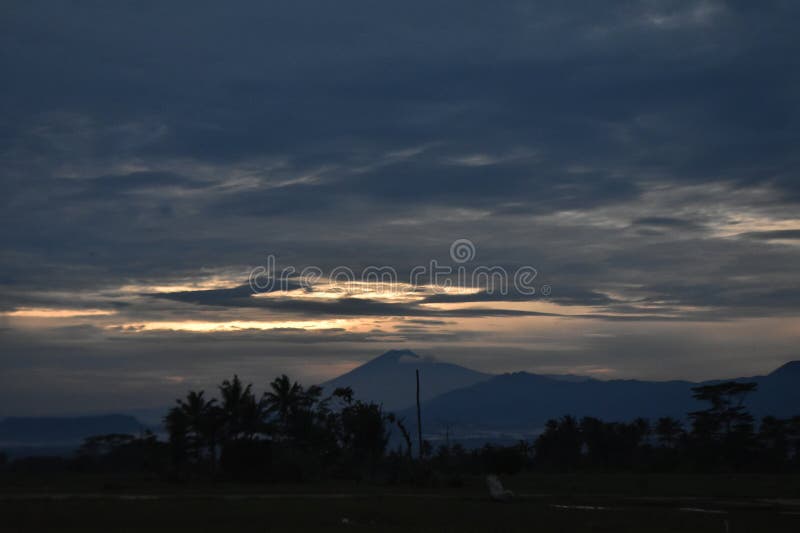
<box><xmin>323</xmin><ymin>349</ymin><xmax>491</xmax><ymax>411</ymax></box>
<box><xmin>400</xmin><ymin>359</ymin><xmax>800</xmax><ymax>437</ymax></box>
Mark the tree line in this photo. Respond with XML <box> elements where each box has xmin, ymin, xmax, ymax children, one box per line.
<box><xmin>531</xmin><ymin>381</ymin><xmax>800</xmax><ymax>473</ymax></box>
<box><xmin>2</xmin><ymin>378</ymin><xmax>799</xmax><ymax>481</ymax></box>
<box><xmin>158</xmin><ymin>374</ymin><xmax>397</xmax><ymax>481</ymax></box>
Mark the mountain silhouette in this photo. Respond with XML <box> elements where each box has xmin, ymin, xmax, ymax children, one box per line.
<box><xmin>769</xmin><ymin>360</ymin><xmax>800</xmax><ymax>378</ymax></box>
<box><xmin>402</xmin><ymin>372</ymin><xmax>698</xmax><ymax>435</ymax></box>
<box><xmin>323</xmin><ymin>349</ymin><xmax>491</xmax><ymax>411</ymax></box>
<box><xmin>399</xmin><ymin>360</ymin><xmax>800</xmax><ymax>437</ymax></box>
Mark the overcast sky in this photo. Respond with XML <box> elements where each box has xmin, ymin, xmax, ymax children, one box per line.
<box><xmin>1</xmin><ymin>1</ymin><xmax>799</xmax><ymax>416</ymax></box>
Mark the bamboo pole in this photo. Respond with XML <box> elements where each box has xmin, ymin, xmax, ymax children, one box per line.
<box><xmin>416</xmin><ymin>368</ymin><xmax>423</xmax><ymax>459</ymax></box>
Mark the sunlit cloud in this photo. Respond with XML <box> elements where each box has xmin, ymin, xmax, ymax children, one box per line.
<box><xmin>2</xmin><ymin>307</ymin><xmax>116</xmax><ymax>318</ymax></box>
<box><xmin>713</xmin><ymin>215</ymin><xmax>800</xmax><ymax>241</ymax></box>
<box><xmin>112</xmin><ymin>318</ymin><xmax>359</xmax><ymax>333</ymax></box>
<box><xmin>116</xmin><ymin>275</ymin><xmax>243</xmax><ymax>294</ymax></box>
<box><xmin>257</xmin><ymin>280</ymin><xmax>482</xmax><ymax>303</ymax></box>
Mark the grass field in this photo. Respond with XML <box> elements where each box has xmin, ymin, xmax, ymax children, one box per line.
<box><xmin>2</xmin><ymin>474</ymin><xmax>800</xmax><ymax>532</ymax></box>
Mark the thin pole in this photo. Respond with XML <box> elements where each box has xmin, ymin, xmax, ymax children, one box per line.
<box><xmin>416</xmin><ymin>368</ymin><xmax>423</xmax><ymax>459</ymax></box>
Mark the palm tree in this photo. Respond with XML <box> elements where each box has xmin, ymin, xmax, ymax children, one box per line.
<box><xmin>176</xmin><ymin>390</ymin><xmax>220</xmax><ymax>471</ymax></box>
<box><xmin>219</xmin><ymin>375</ymin><xmax>257</xmax><ymax>440</ymax></box>
<box><xmin>164</xmin><ymin>406</ymin><xmax>190</xmax><ymax>470</ymax></box>
<box><xmin>264</xmin><ymin>374</ymin><xmax>305</xmax><ymax>436</ymax></box>
<box><xmin>238</xmin><ymin>392</ymin><xmax>269</xmax><ymax>440</ymax></box>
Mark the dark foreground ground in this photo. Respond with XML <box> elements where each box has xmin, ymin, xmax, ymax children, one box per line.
<box><xmin>2</xmin><ymin>474</ymin><xmax>800</xmax><ymax>532</ymax></box>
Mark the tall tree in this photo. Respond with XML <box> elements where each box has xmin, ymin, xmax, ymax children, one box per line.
<box><xmin>689</xmin><ymin>381</ymin><xmax>757</xmax><ymax>469</ymax></box>
<box><xmin>690</xmin><ymin>381</ymin><xmax>757</xmax><ymax>441</ymax></box>
<box><xmin>219</xmin><ymin>375</ymin><xmax>261</xmax><ymax>441</ymax></box>
<box><xmin>177</xmin><ymin>390</ymin><xmax>221</xmax><ymax>471</ymax></box>
<box><xmin>264</xmin><ymin>374</ymin><xmax>306</xmax><ymax>438</ymax></box>
<box><xmin>164</xmin><ymin>406</ymin><xmax>190</xmax><ymax>471</ymax></box>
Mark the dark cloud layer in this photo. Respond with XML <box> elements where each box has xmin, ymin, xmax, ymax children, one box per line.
<box><xmin>1</xmin><ymin>1</ymin><xmax>799</xmax><ymax>414</ymax></box>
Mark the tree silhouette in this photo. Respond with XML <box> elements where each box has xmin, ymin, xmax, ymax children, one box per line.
<box><xmin>534</xmin><ymin>416</ymin><xmax>582</xmax><ymax>470</ymax></box>
<box><xmin>164</xmin><ymin>405</ymin><xmax>190</xmax><ymax>472</ymax></box>
<box><xmin>219</xmin><ymin>375</ymin><xmax>263</xmax><ymax>441</ymax></box>
<box><xmin>176</xmin><ymin>390</ymin><xmax>222</xmax><ymax>472</ymax></box>
<box><xmin>386</xmin><ymin>413</ymin><xmax>413</xmax><ymax>458</ymax></box>
<box><xmin>264</xmin><ymin>374</ymin><xmax>305</xmax><ymax>440</ymax></box>
<box><xmin>689</xmin><ymin>381</ymin><xmax>757</xmax><ymax>469</ymax></box>
<box><xmin>690</xmin><ymin>381</ymin><xmax>757</xmax><ymax>441</ymax></box>
<box><xmin>339</xmin><ymin>400</ymin><xmax>389</xmax><ymax>460</ymax></box>
<box><xmin>655</xmin><ymin>417</ymin><xmax>684</xmax><ymax>448</ymax></box>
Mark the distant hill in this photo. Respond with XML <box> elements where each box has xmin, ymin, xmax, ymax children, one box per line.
<box><xmin>323</xmin><ymin>349</ymin><xmax>491</xmax><ymax>411</ymax></box>
<box><xmin>0</xmin><ymin>414</ymin><xmax>145</xmax><ymax>447</ymax></box>
<box><xmin>400</xmin><ymin>361</ymin><xmax>800</xmax><ymax>438</ymax></box>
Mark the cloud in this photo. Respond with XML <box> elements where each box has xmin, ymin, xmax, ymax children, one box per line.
<box><xmin>740</xmin><ymin>230</ymin><xmax>800</xmax><ymax>241</ymax></box>
<box><xmin>1</xmin><ymin>0</ymin><xmax>800</xmax><ymax>413</ymax></box>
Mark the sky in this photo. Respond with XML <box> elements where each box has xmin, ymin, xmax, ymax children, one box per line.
<box><xmin>1</xmin><ymin>1</ymin><xmax>799</xmax><ymax>416</ymax></box>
